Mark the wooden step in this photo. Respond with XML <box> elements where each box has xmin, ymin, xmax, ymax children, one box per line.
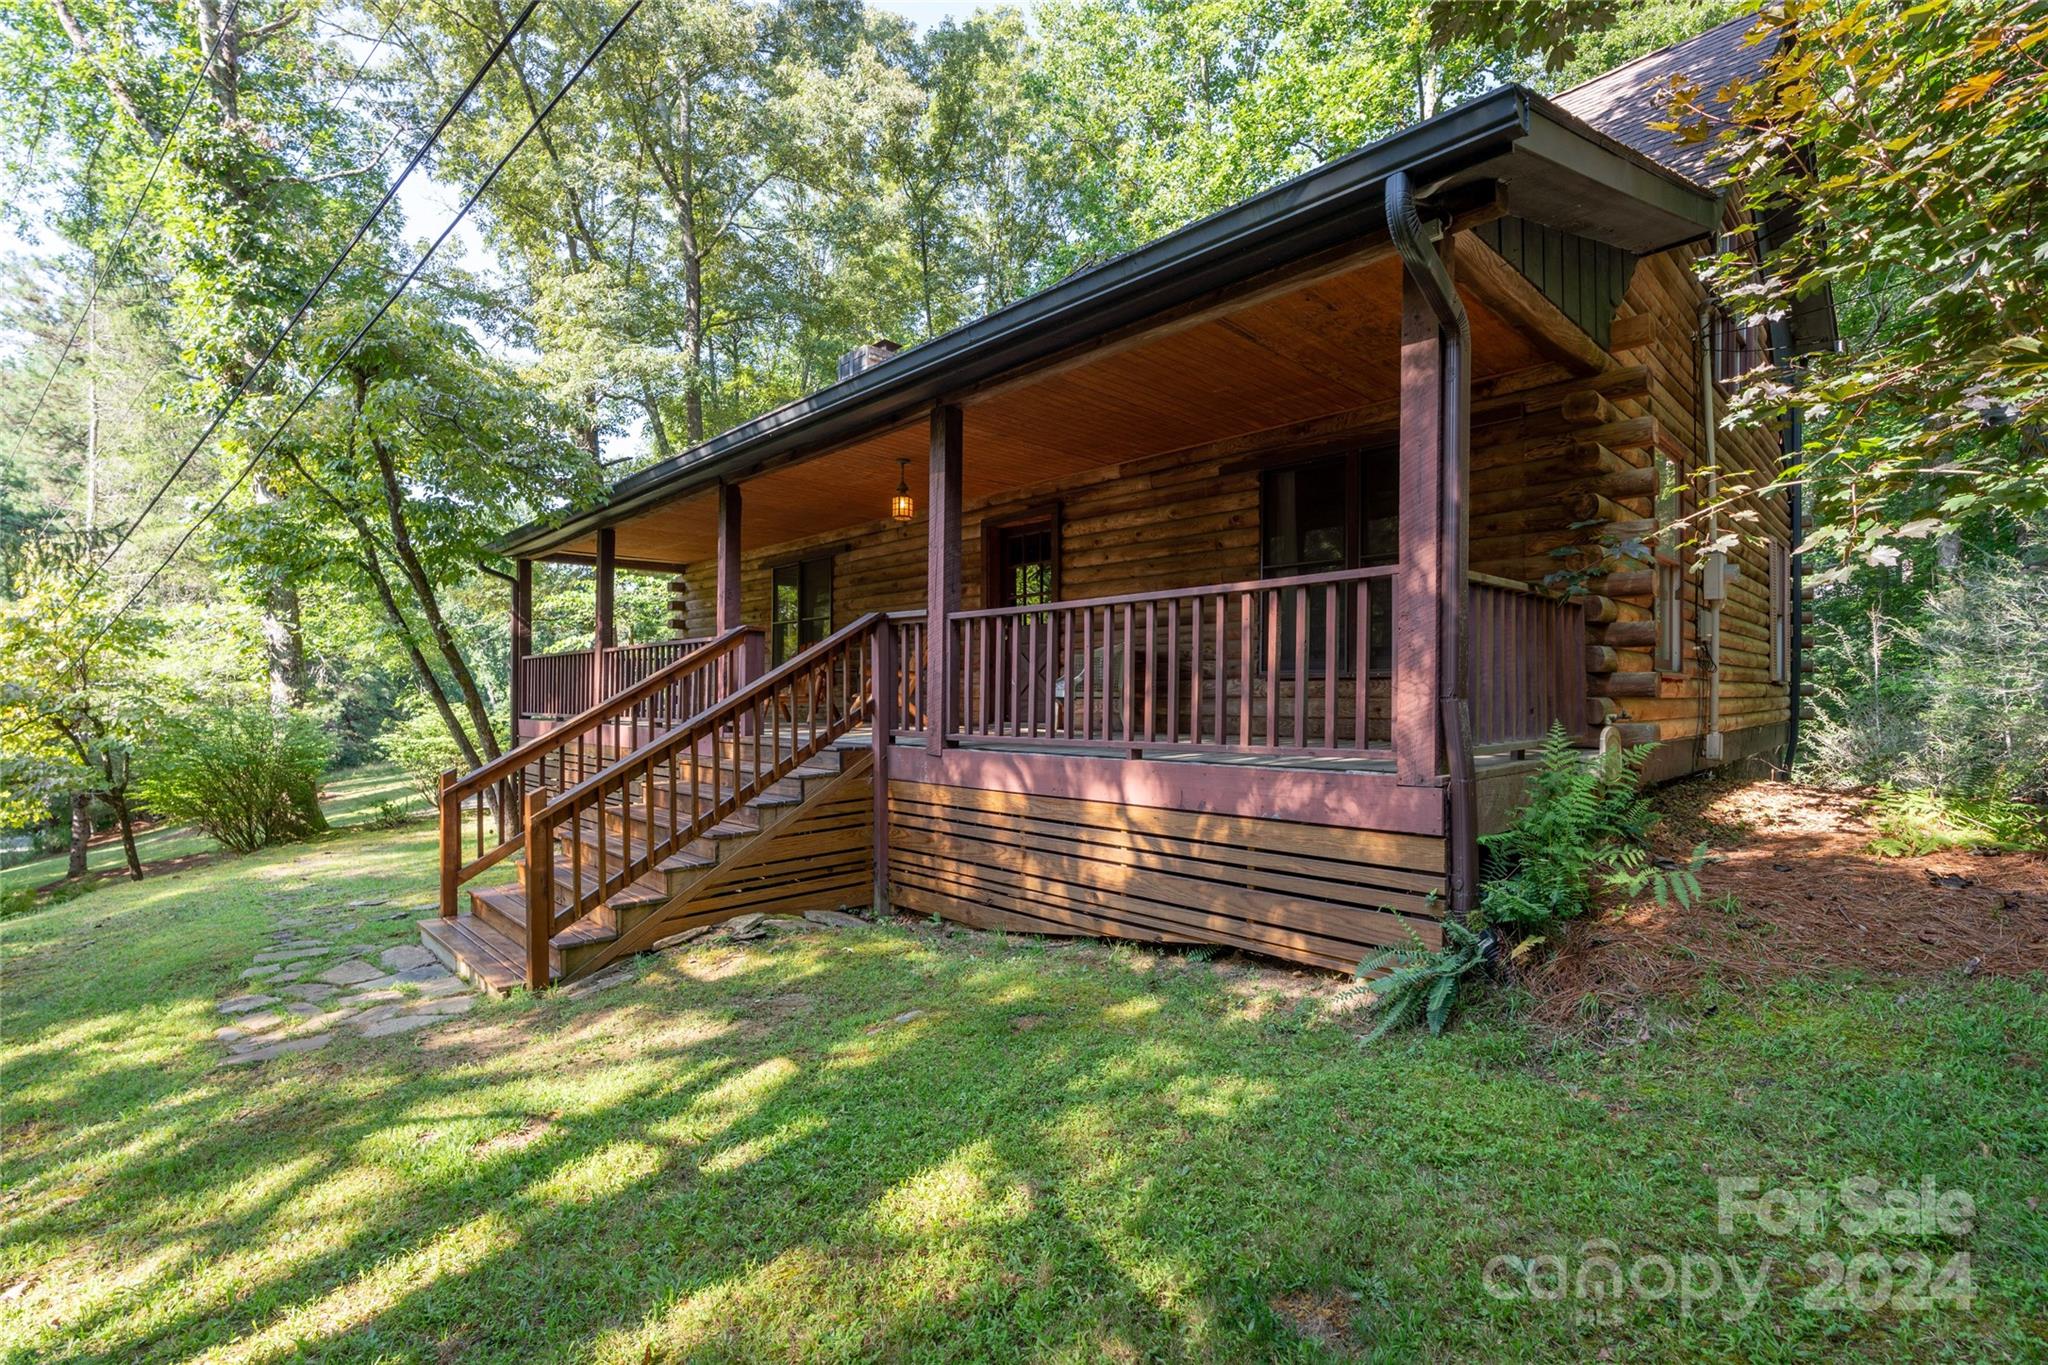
<box><xmin>419</xmin><ymin>914</ymin><xmax>525</xmax><ymax>995</ymax></box>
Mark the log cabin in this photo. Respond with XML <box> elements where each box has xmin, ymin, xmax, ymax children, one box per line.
<box><xmin>422</xmin><ymin>16</ymin><xmax>1831</xmax><ymax>992</ymax></box>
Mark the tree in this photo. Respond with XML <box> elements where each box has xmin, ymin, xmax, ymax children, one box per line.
<box><xmin>0</xmin><ymin>533</ymin><xmax>163</xmax><ymax>879</ymax></box>
<box><xmin>1430</xmin><ymin>0</ymin><xmax>2048</xmax><ymax>573</ymax></box>
<box><xmin>1689</xmin><ymin>0</ymin><xmax>2048</xmax><ymax>575</ymax></box>
<box><xmin>227</xmin><ymin>296</ymin><xmax>597</xmax><ymax>771</ymax></box>
<box><xmin>1032</xmin><ymin>0</ymin><xmax>1521</xmax><ymax>267</ymax></box>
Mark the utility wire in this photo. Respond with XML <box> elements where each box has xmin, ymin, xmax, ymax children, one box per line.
<box><xmin>318</xmin><ymin>3</ymin><xmax>402</xmax><ymax>119</ymax></box>
<box><xmin>71</xmin><ymin>0</ymin><xmax>648</xmax><ymax>672</ymax></box>
<box><xmin>60</xmin><ymin>0</ymin><xmax>546</xmax><ymax>613</ymax></box>
<box><xmin>3</xmin><ymin>0</ymin><xmax>246</xmax><ymax>465</ymax></box>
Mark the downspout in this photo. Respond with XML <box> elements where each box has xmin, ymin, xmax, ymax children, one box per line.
<box><xmin>1696</xmin><ymin>300</ymin><xmax>1724</xmax><ymax>765</ymax></box>
<box><xmin>1767</xmin><ymin>316</ymin><xmax>1804</xmax><ymax>774</ymax></box>
<box><xmin>1386</xmin><ymin>171</ymin><xmax>1477</xmax><ymax>916</ymax></box>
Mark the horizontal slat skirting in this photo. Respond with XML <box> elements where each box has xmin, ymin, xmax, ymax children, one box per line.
<box><xmin>889</xmin><ymin>782</ymin><xmax>1442</xmax><ymax>871</ymax></box>
<box><xmin>891</xmin><ymin>791</ymin><xmax>1443</xmax><ymax>911</ymax></box>
<box><xmin>886</xmin><ymin>781</ymin><xmax>1445</xmax><ymax>970</ymax></box>
<box><xmin>889</xmin><ymin>854</ymin><xmax>1438</xmax><ymax>972</ymax></box>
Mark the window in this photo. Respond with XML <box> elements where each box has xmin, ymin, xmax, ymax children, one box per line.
<box><xmin>1258</xmin><ymin>444</ymin><xmax>1397</xmax><ymax>671</ymax></box>
<box><xmin>1714</xmin><ymin>306</ymin><xmax>1769</xmax><ymax>389</ymax></box>
<box><xmin>770</xmin><ymin>555</ymin><xmax>832</xmax><ymax>665</ymax></box>
<box><xmin>986</xmin><ymin>513</ymin><xmax>1058</xmax><ymax>609</ymax></box>
<box><xmin>1711</xmin><ymin>231</ymin><xmax>1771</xmax><ymax>390</ymax></box>
<box><xmin>1654</xmin><ymin>456</ymin><xmax>1685</xmax><ymax>674</ymax></box>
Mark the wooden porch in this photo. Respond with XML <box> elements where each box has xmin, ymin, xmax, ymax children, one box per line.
<box><xmin>427</xmin><ymin>99</ymin><xmax>1724</xmax><ymax>989</ymax></box>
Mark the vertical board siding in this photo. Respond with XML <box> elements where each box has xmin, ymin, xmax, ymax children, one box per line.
<box><xmin>1472</xmin><ymin>215</ymin><xmax>1635</xmax><ymax>349</ymax></box>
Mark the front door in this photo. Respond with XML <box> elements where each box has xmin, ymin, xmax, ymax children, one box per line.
<box><xmin>986</xmin><ymin>516</ymin><xmax>1057</xmax><ymax>735</ymax></box>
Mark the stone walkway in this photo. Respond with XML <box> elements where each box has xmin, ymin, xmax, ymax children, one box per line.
<box><xmin>215</xmin><ymin>899</ymin><xmax>475</xmax><ymax>1066</ymax></box>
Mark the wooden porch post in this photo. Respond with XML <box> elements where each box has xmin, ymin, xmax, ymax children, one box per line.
<box><xmin>716</xmin><ymin>481</ymin><xmax>743</xmax><ymax>633</ymax></box>
<box><xmin>510</xmin><ymin>558</ymin><xmax>532</xmax><ymax>741</ymax></box>
<box><xmin>1395</xmin><ymin>272</ymin><xmax>1446</xmax><ymax>788</ymax></box>
<box><xmin>870</xmin><ymin>621</ymin><xmax>893</xmax><ymax>913</ymax></box>
<box><xmin>1394</xmin><ymin>234</ymin><xmax>1477</xmax><ymax>913</ymax></box>
<box><xmin>925</xmin><ymin>405</ymin><xmax>963</xmax><ymax>753</ymax></box>
<box><xmin>593</xmin><ymin>528</ymin><xmax>617</xmax><ymax>703</ymax></box>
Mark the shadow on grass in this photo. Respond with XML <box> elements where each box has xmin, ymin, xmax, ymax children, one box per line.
<box><xmin>5</xmin><ymin>840</ymin><xmax>2046</xmax><ymax>1363</ymax></box>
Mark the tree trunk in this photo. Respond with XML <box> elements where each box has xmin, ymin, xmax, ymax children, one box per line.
<box><xmin>283</xmin><ymin>446</ymin><xmax>487</xmax><ymax>772</ymax></box>
<box><xmin>365</xmin><ymin>435</ymin><xmax>503</xmax><ymax>761</ymax></box>
<box><xmin>107</xmin><ymin>788</ymin><xmax>143</xmax><ymax>879</ymax></box>
<box><xmin>68</xmin><ymin>793</ymin><xmax>90</xmax><ymax>878</ymax></box>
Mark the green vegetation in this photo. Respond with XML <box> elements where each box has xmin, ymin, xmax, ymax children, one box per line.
<box><xmin>4</xmin><ymin>803</ymin><xmax>2044</xmax><ymax>1361</ymax></box>
<box><xmin>135</xmin><ymin>706</ymin><xmax>330</xmax><ymax>854</ymax></box>
<box><xmin>0</xmin><ymin>765</ymin><xmax>417</xmax><ymax>898</ymax></box>
<box><xmin>1867</xmin><ymin>785</ymin><xmax>2048</xmax><ymax>860</ymax></box>
<box><xmin>1352</xmin><ymin>728</ymin><xmax>1703</xmax><ymax>1038</ymax></box>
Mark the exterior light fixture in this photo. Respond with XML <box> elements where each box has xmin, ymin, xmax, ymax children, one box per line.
<box><xmin>891</xmin><ymin>459</ymin><xmax>914</xmax><ymax>522</ymax></box>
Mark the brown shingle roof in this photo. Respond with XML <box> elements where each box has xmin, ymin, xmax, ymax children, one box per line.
<box><xmin>1553</xmin><ymin>11</ymin><xmax>1779</xmax><ymax>186</ymax></box>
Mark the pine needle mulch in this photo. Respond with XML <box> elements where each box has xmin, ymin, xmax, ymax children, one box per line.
<box><xmin>1525</xmin><ymin>778</ymin><xmax>2048</xmax><ymax>1027</ymax></box>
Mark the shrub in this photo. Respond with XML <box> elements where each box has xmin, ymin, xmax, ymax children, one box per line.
<box><xmin>136</xmin><ymin>707</ymin><xmax>330</xmax><ymax>854</ymax></box>
<box><xmin>379</xmin><ymin>705</ymin><xmax>501</xmax><ymax>807</ymax></box>
<box><xmin>1477</xmin><ymin>725</ymin><xmax>1665</xmax><ymax>940</ymax></box>
<box><xmin>1804</xmin><ymin>551</ymin><xmax>2048</xmax><ymax>800</ymax></box>
<box><xmin>1339</xmin><ymin>915</ymin><xmax>1488</xmax><ymax>1041</ymax></box>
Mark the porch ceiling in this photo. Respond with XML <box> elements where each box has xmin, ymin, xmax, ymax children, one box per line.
<box><xmin>548</xmin><ymin>249</ymin><xmax>1550</xmax><ymax>568</ymax></box>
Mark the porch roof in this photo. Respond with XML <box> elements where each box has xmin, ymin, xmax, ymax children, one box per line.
<box><xmin>500</xmin><ymin>85</ymin><xmax>1719</xmax><ymax>568</ymax></box>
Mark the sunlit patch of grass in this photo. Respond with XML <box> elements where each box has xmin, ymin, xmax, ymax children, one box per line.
<box><xmin>3</xmin><ymin>805</ymin><xmax>2046</xmax><ymax>1362</ymax></box>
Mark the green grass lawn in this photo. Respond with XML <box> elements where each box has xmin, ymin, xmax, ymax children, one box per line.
<box><xmin>0</xmin><ymin>764</ymin><xmax>423</xmax><ymax>897</ymax></box>
<box><xmin>2</xmin><ymin>787</ymin><xmax>2044</xmax><ymax>1362</ymax></box>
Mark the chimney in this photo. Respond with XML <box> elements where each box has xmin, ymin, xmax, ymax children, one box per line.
<box><xmin>837</xmin><ymin>337</ymin><xmax>901</xmax><ymax>381</ymax></box>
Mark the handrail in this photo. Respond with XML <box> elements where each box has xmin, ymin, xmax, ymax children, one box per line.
<box><xmin>518</xmin><ymin>638</ymin><xmax>713</xmax><ymax>719</ymax></box>
<box><xmin>1469</xmin><ymin>580</ymin><xmax>1587</xmax><ymax>750</ymax></box>
<box><xmin>465</xmin><ymin>629</ymin><xmax>742</xmax><ymax>796</ymax></box>
<box><xmin>518</xmin><ymin>612</ymin><xmax>889</xmax><ymax>988</ymax></box>
<box><xmin>950</xmin><ymin>564</ymin><xmax>1397</xmax><ymax>621</ymax></box>
<box><xmin>946</xmin><ymin>565</ymin><xmax>1398</xmax><ymax>754</ymax></box>
<box><xmin>436</xmin><ymin>627</ymin><xmax>758</xmax><ymax>919</ymax></box>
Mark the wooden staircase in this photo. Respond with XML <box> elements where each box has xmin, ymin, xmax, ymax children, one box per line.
<box><xmin>420</xmin><ymin>739</ymin><xmax>869</xmax><ymax>993</ymax></box>
<box><xmin>421</xmin><ymin>613</ymin><xmax>895</xmax><ymax>993</ymax></box>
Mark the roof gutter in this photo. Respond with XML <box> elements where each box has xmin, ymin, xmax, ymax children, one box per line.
<box><xmin>497</xmin><ymin>88</ymin><xmax>1538</xmax><ymax>558</ymax></box>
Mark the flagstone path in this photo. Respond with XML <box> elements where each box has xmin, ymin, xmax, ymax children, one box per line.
<box><xmin>214</xmin><ymin>900</ymin><xmax>476</xmax><ymax>1066</ymax></box>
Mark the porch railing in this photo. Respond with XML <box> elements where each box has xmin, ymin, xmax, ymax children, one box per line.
<box><xmin>519</xmin><ymin>613</ymin><xmax>887</xmax><ymax>987</ymax></box>
<box><xmin>888</xmin><ymin>613</ymin><xmax>928</xmax><ymax>733</ymax></box>
<box><xmin>1469</xmin><ymin>577</ymin><xmax>1588</xmax><ymax>751</ymax></box>
<box><xmin>438</xmin><ymin>626</ymin><xmax>758</xmax><ymax>919</ymax></box>
<box><xmin>942</xmin><ymin>566</ymin><xmax>1397</xmax><ymax>756</ymax></box>
<box><xmin>517</xmin><ymin>638</ymin><xmax>716</xmax><ymax>719</ymax></box>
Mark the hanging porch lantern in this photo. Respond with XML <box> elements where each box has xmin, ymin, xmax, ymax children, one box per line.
<box><xmin>890</xmin><ymin>458</ymin><xmax>915</xmax><ymax>522</ymax></box>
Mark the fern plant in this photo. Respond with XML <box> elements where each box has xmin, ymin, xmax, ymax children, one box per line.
<box><xmin>1337</xmin><ymin>916</ymin><xmax>1488</xmax><ymax>1042</ymax></box>
<box><xmin>1478</xmin><ymin>724</ymin><xmax>1662</xmax><ymax>938</ymax></box>
<box><xmin>1344</xmin><ymin>724</ymin><xmax>1708</xmax><ymax>1042</ymax></box>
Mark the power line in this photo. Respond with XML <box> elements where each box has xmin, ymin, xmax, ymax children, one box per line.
<box><xmin>61</xmin><ymin>0</ymin><xmax>545</xmax><ymax>612</ymax></box>
<box><xmin>318</xmin><ymin>3</ymin><xmax>402</xmax><ymax>119</ymax></box>
<box><xmin>72</xmin><ymin>0</ymin><xmax>648</xmax><ymax>671</ymax></box>
<box><xmin>4</xmin><ymin>0</ymin><xmax>245</xmax><ymax>465</ymax></box>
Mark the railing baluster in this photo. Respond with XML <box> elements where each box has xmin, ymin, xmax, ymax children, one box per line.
<box><xmin>1166</xmin><ymin>598</ymin><xmax>1180</xmax><ymax>746</ymax></box>
<box><xmin>1322</xmin><ymin>585</ymin><xmax>1339</xmax><ymax>749</ymax></box>
<box><xmin>1264</xmin><ymin>589</ymin><xmax>1279</xmax><ymax>747</ymax></box>
<box><xmin>1291</xmin><ymin>585</ymin><xmax>1308</xmax><ymax>748</ymax></box>
<box><xmin>1119</xmin><ymin>603</ymin><xmax>1134</xmax><ymax>745</ymax></box>
<box><xmin>1081</xmin><ymin>608</ymin><xmax>1095</xmax><ymax>741</ymax></box>
<box><xmin>1355</xmin><ymin>580</ymin><xmax>1371</xmax><ymax>751</ymax></box>
<box><xmin>1142</xmin><ymin>601</ymin><xmax>1156</xmax><ymax>745</ymax></box>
